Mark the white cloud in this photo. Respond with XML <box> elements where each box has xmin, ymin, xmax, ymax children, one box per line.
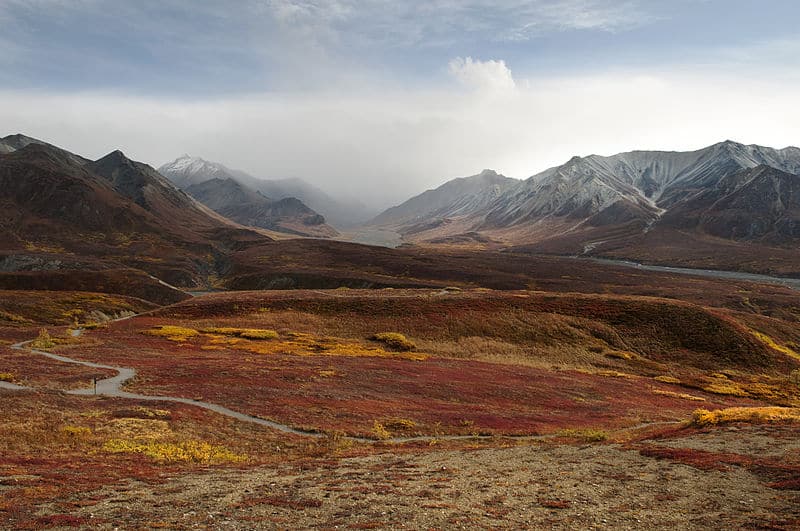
<box><xmin>1</xmin><ymin>67</ymin><xmax>798</xmax><ymax>209</ymax></box>
<box><xmin>448</xmin><ymin>57</ymin><xmax>517</xmax><ymax>93</ymax></box>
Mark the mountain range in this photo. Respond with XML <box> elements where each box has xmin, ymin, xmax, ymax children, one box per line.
<box><xmin>158</xmin><ymin>155</ymin><xmax>337</xmax><ymax>237</ymax></box>
<box><xmin>369</xmin><ymin>140</ymin><xmax>800</xmax><ymax>274</ymax></box>
<box><xmin>0</xmin><ymin>134</ymin><xmax>274</xmax><ymax>298</ymax></box>
<box><xmin>2</xmin><ymin>132</ymin><xmax>798</xmax><ymax>294</ymax></box>
<box><xmin>159</xmin><ymin>155</ymin><xmax>375</xmax><ymax>228</ymax></box>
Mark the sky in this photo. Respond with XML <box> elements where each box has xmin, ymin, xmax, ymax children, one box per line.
<box><xmin>1</xmin><ymin>0</ymin><xmax>799</xmax><ymax>206</ymax></box>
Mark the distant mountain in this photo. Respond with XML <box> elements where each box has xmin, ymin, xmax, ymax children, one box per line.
<box><xmin>483</xmin><ymin>140</ymin><xmax>800</xmax><ymax>230</ymax></box>
<box><xmin>159</xmin><ymin>155</ymin><xmax>337</xmax><ymax>237</ymax></box>
<box><xmin>371</xmin><ymin>169</ymin><xmax>518</xmax><ymax>228</ymax></box>
<box><xmin>159</xmin><ymin>155</ymin><xmax>374</xmax><ymax>227</ymax></box>
<box><xmin>185</xmin><ymin>177</ymin><xmax>338</xmax><ymax>238</ymax></box>
<box><xmin>371</xmin><ymin>141</ymin><xmax>800</xmax><ymax>274</ymax></box>
<box><xmin>157</xmin><ymin>154</ymin><xmax>237</xmax><ymax>189</ymax></box>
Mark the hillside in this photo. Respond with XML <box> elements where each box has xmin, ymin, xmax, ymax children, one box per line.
<box><xmin>0</xmin><ymin>137</ymin><xmax>270</xmax><ymax>295</ymax></box>
<box><xmin>371</xmin><ymin>169</ymin><xmax>518</xmax><ymax>228</ymax></box>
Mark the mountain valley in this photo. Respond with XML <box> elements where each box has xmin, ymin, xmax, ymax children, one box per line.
<box><xmin>1</xmin><ymin>133</ymin><xmax>799</xmax><ymax>529</ymax></box>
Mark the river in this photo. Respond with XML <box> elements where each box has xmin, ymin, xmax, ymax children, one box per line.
<box><xmin>581</xmin><ymin>257</ymin><xmax>800</xmax><ymax>291</ymax></box>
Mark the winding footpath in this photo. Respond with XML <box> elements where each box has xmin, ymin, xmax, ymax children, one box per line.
<box><xmin>6</xmin><ymin>322</ymin><xmax>539</xmax><ymax>444</ymax></box>
<box><xmin>5</xmin><ymin>309</ymin><xmax>682</xmax><ymax>444</ymax></box>
<box><xmin>8</xmin><ymin>328</ymin><xmax>334</xmax><ymax>439</ymax></box>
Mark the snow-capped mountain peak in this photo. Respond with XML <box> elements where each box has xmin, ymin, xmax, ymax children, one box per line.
<box><xmin>158</xmin><ymin>155</ymin><xmax>234</xmax><ymax>188</ymax></box>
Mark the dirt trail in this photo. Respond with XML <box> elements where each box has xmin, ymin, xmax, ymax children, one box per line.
<box><xmin>11</xmin><ymin>326</ymin><xmax>573</xmax><ymax>444</ymax></box>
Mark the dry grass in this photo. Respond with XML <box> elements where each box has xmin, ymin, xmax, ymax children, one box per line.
<box><xmin>651</xmin><ymin>389</ymin><xmax>706</xmax><ymax>402</ymax></box>
<box><xmin>372</xmin><ymin>421</ymin><xmax>391</xmax><ymax>440</ymax></box>
<box><xmin>691</xmin><ymin>407</ymin><xmax>800</xmax><ymax>427</ymax></box>
<box><xmin>144</xmin><ymin>325</ymin><xmax>199</xmax><ymax>342</ymax></box>
<box><xmin>101</xmin><ymin>439</ymin><xmax>246</xmax><ymax>463</ymax></box>
<box><xmin>29</xmin><ymin>328</ymin><xmax>56</xmax><ymax>349</ymax></box>
<box><xmin>605</xmin><ymin>350</ymin><xmax>637</xmax><ymax>361</ymax></box>
<box><xmin>701</xmin><ymin>379</ymin><xmax>749</xmax><ymax>397</ymax></box>
<box><xmin>200</xmin><ymin>327</ymin><xmax>279</xmax><ymax>340</ymax></box>
<box><xmin>750</xmin><ymin>330</ymin><xmax>800</xmax><ymax>362</ymax></box>
<box><xmin>143</xmin><ymin>323</ymin><xmax>426</xmax><ymax>360</ymax></box>
<box><xmin>370</xmin><ymin>332</ymin><xmax>416</xmax><ymax>351</ymax></box>
<box><xmin>416</xmin><ymin>336</ymin><xmax>603</xmax><ymax>371</ymax></box>
<box><xmin>556</xmin><ymin>428</ymin><xmax>608</xmax><ymax>442</ymax></box>
<box><xmin>0</xmin><ymin>309</ymin><xmax>32</xmax><ymax>324</ymax></box>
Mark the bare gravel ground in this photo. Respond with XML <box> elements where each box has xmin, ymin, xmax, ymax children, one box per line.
<box><xmin>67</xmin><ymin>425</ymin><xmax>800</xmax><ymax>530</ymax></box>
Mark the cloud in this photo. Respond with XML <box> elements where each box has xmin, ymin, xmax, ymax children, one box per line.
<box><xmin>0</xmin><ymin>1</ymin><xmax>798</xmax><ymax>212</ymax></box>
<box><xmin>1</xmin><ymin>66</ymin><xmax>798</xmax><ymax>209</ymax></box>
<box><xmin>0</xmin><ymin>0</ymin><xmax>661</xmax><ymax>93</ymax></box>
<box><xmin>448</xmin><ymin>57</ymin><xmax>516</xmax><ymax>93</ymax></box>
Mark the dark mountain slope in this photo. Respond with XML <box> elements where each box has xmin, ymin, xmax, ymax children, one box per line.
<box><xmin>160</xmin><ymin>155</ymin><xmax>371</xmax><ymax>227</ymax></box>
<box><xmin>0</xmin><ymin>143</ymin><xmax>269</xmax><ymax>288</ymax></box>
<box><xmin>660</xmin><ymin>165</ymin><xmax>800</xmax><ymax>243</ymax></box>
<box><xmin>184</xmin><ymin>177</ymin><xmax>337</xmax><ymax>238</ymax></box>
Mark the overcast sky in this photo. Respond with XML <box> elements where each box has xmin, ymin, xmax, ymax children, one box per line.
<box><xmin>1</xmin><ymin>0</ymin><xmax>799</xmax><ymax>206</ymax></box>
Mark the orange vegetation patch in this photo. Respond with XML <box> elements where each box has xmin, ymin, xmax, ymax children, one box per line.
<box><xmin>691</xmin><ymin>407</ymin><xmax>800</xmax><ymax>427</ymax></box>
<box><xmin>141</xmin><ymin>325</ymin><xmax>427</xmax><ymax>361</ymax></box>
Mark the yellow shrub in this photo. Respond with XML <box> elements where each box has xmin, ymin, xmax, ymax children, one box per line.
<box><xmin>0</xmin><ymin>310</ymin><xmax>31</xmax><ymax>324</ymax></box>
<box><xmin>221</xmin><ymin>333</ymin><xmax>427</xmax><ymax>361</ymax></box>
<box><xmin>29</xmin><ymin>328</ymin><xmax>55</xmax><ymax>349</ymax></box>
<box><xmin>200</xmin><ymin>327</ymin><xmax>278</xmax><ymax>340</ymax></box>
<box><xmin>557</xmin><ymin>428</ymin><xmax>608</xmax><ymax>442</ymax></box>
<box><xmin>654</xmin><ymin>375</ymin><xmax>681</xmax><ymax>384</ymax></box>
<box><xmin>384</xmin><ymin>418</ymin><xmax>417</xmax><ymax>431</ymax></box>
<box><xmin>100</xmin><ymin>418</ymin><xmax>172</xmax><ymax>440</ymax></box>
<box><xmin>702</xmin><ymin>379</ymin><xmax>748</xmax><ymax>397</ymax></box>
<box><xmin>372</xmin><ymin>421</ymin><xmax>391</xmax><ymax>440</ymax></box>
<box><xmin>596</xmin><ymin>370</ymin><xmax>634</xmax><ymax>379</ymax></box>
<box><xmin>750</xmin><ymin>330</ymin><xmax>800</xmax><ymax>361</ymax></box>
<box><xmin>118</xmin><ymin>406</ymin><xmax>171</xmax><ymax>420</ymax></box>
<box><xmin>651</xmin><ymin>388</ymin><xmax>706</xmax><ymax>401</ymax></box>
<box><xmin>0</xmin><ymin>373</ymin><xmax>14</xmax><ymax>382</ymax></box>
<box><xmin>239</xmin><ymin>329</ymin><xmax>279</xmax><ymax>340</ymax></box>
<box><xmin>60</xmin><ymin>425</ymin><xmax>92</xmax><ymax>438</ymax></box>
<box><xmin>102</xmin><ymin>439</ymin><xmax>245</xmax><ymax>463</ymax></box>
<box><xmin>370</xmin><ymin>332</ymin><xmax>416</xmax><ymax>351</ymax></box>
<box><xmin>692</xmin><ymin>407</ymin><xmax>800</xmax><ymax>427</ymax></box>
<box><xmin>605</xmin><ymin>350</ymin><xmax>636</xmax><ymax>360</ymax></box>
<box><xmin>144</xmin><ymin>326</ymin><xmax>199</xmax><ymax>342</ymax></box>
